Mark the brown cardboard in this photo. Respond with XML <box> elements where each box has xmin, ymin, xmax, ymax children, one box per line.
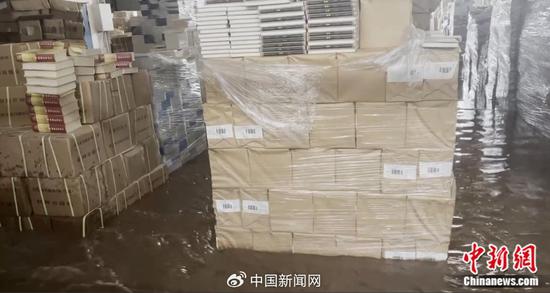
<box><xmin>131</xmin><ymin>71</ymin><xmax>153</xmax><ymax>106</ymax></box>
<box><xmin>118</xmin><ymin>182</ymin><xmax>140</xmax><ymax>209</ymax></box>
<box><xmin>241</xmin><ymin>188</ymin><xmax>269</xmax><ymax>232</ymax></box>
<box><xmin>123</xmin><ymin>146</ymin><xmax>147</xmax><ymax>184</ymax></box>
<box><xmin>203</xmin><ymin>58</ymin><xmax>242</xmax><ymax>104</ymax></box>
<box><xmin>140</xmin><ymin>136</ymin><xmax>162</xmax><ymax>172</ymax></box>
<box><xmin>111</xmin><ymin>75</ymin><xmax>135</xmax><ymax>114</ymax></box>
<box><xmin>269</xmin><ymin>189</ymin><xmax>313</xmax><ymax>233</ymax></box>
<box><xmin>148</xmin><ymin>164</ymin><xmax>167</xmax><ymax>190</ymax></box>
<box><xmin>213</xmin><ymin>189</ymin><xmax>241</xmax><ymax>227</ymax></box>
<box><xmin>130</xmin><ymin>105</ymin><xmax>154</xmax><ymax>144</ymax></box>
<box><xmin>50</xmin><ymin>209</ymin><xmax>103</xmax><ymax>237</ymax></box>
<box><xmin>0</xmin><ymin>128</ymin><xmax>31</xmax><ymax>177</ymax></box>
<box><xmin>248</xmin><ymin>149</ymin><xmax>291</xmax><ymax>187</ymax></box>
<box><xmin>203</xmin><ymin>103</ymin><xmax>236</xmax><ymax>148</ymax></box>
<box><xmin>0</xmin><ymin>177</ymin><xmax>32</xmax><ymax>216</ymax></box>
<box><xmin>0</xmin><ymin>86</ymin><xmax>30</xmax><ymax>127</ymax></box>
<box><xmin>356</xmin><ymin>102</ymin><xmax>406</xmax><ymax>148</ymax></box>
<box><xmin>30</xmin><ymin>215</ymin><xmax>53</xmax><ymax>232</ymax></box>
<box><xmin>359</xmin><ymin>0</ymin><xmax>412</xmax><ymax>49</ymax></box>
<box><xmin>415</xmin><ymin>239</ymin><xmax>449</xmax><ymax>261</ymax></box>
<box><xmin>10</xmin><ymin>0</ymin><xmax>50</xmax><ymax>10</ymax></box>
<box><xmin>337</xmin><ymin>51</ymin><xmax>387</xmax><ymax>102</ymax></box>
<box><xmin>381</xmin><ymin>149</ymin><xmax>419</xmax><ymax>193</ymax></box>
<box><xmin>406</xmin><ymin>101</ymin><xmax>457</xmax><ymax>149</ymax></box>
<box><xmin>216</xmin><ymin>226</ymin><xmax>253</xmax><ymax>250</ymax></box>
<box><xmin>405</xmin><ymin>195</ymin><xmax>454</xmax><ymax>242</ymax></box>
<box><xmin>102</xmin><ymin>112</ymin><xmax>133</xmax><ymax>158</ymax></box>
<box><xmin>291</xmin><ymin>149</ymin><xmax>336</xmax><ymax>188</ymax></box>
<box><xmin>382</xmin><ymin>237</ymin><xmax>416</xmax><ymax>260</ymax></box>
<box><xmin>0</xmin><ymin>42</ymin><xmax>39</xmax><ymax>86</ymax></box>
<box><xmin>335</xmin><ymin>149</ymin><xmax>381</xmax><ymax>191</ymax></box>
<box><xmin>231</xmin><ymin>104</ymin><xmax>264</xmax><ymax>148</ymax></box>
<box><xmin>336</xmin><ymin>236</ymin><xmax>383</xmax><ymax>258</ymax></box>
<box><xmin>357</xmin><ymin>193</ymin><xmax>406</xmax><ymax>238</ymax></box>
<box><xmin>27</xmin><ymin>167</ymin><xmax>104</xmax><ymax>217</ymax></box>
<box><xmin>42</xmin><ymin>18</ymin><xmax>65</xmax><ymax>40</ymax></box>
<box><xmin>18</xmin><ymin>20</ymin><xmax>43</xmax><ymax>42</ymax></box>
<box><xmin>415</xmin><ymin>149</ymin><xmax>455</xmax><ymax>196</ymax></box>
<box><xmin>77</xmin><ymin>79</ymin><xmax>114</xmax><ymax>123</ymax></box>
<box><xmin>64</xmin><ymin>19</ymin><xmax>84</xmax><ymax>40</ymax></box>
<box><xmin>101</xmin><ymin>154</ymin><xmax>129</xmax><ymax>200</ymax></box>
<box><xmin>252</xmin><ymin>232</ymin><xmax>292</xmax><ymax>253</ymax></box>
<box><xmin>208</xmin><ymin>149</ymin><xmax>249</xmax><ymax>188</ymax></box>
<box><xmin>288</xmin><ymin>54</ymin><xmax>337</xmax><ymax>103</ymax></box>
<box><xmin>313</xmin><ymin>191</ymin><xmax>356</xmax><ymax>235</ymax></box>
<box><xmin>293</xmin><ymin>233</ymin><xmax>338</xmax><ymax>256</ymax></box>
<box><xmin>310</xmin><ymin>103</ymin><xmax>356</xmax><ymax>148</ymax></box>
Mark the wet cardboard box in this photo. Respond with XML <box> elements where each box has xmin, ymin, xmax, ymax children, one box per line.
<box><xmin>140</xmin><ymin>135</ymin><xmax>162</xmax><ymax>172</ymax></box>
<box><xmin>269</xmin><ymin>189</ymin><xmax>313</xmax><ymax>234</ymax></box>
<box><xmin>356</xmin><ymin>102</ymin><xmax>406</xmax><ymax>149</ymax></box>
<box><xmin>0</xmin><ymin>177</ymin><xmax>32</xmax><ymax>216</ymax></box>
<box><xmin>0</xmin><ymin>128</ymin><xmax>32</xmax><ymax>177</ymax></box>
<box><xmin>77</xmin><ymin>79</ymin><xmax>115</xmax><ymax>123</ymax></box>
<box><xmin>110</xmin><ymin>75</ymin><xmax>136</xmax><ymax>115</ymax></box>
<box><xmin>337</xmin><ymin>51</ymin><xmax>387</xmax><ymax>102</ymax></box>
<box><xmin>101</xmin><ymin>112</ymin><xmax>133</xmax><ymax>158</ymax></box>
<box><xmin>0</xmin><ymin>42</ymin><xmax>40</xmax><ymax>87</ymax></box>
<box><xmin>131</xmin><ymin>71</ymin><xmax>153</xmax><ymax>107</ymax></box>
<box><xmin>405</xmin><ymin>101</ymin><xmax>457</xmax><ymax>149</ymax></box>
<box><xmin>0</xmin><ymin>86</ymin><xmax>30</xmax><ymax>127</ymax></box>
<box><xmin>130</xmin><ymin>105</ymin><xmax>155</xmax><ymax>144</ymax></box>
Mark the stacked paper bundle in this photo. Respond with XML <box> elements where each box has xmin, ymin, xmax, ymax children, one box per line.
<box><xmin>197</xmin><ymin>5</ymin><xmax>230</xmax><ymax>58</ymax></box>
<box><xmin>18</xmin><ymin>48</ymin><xmax>81</xmax><ymax>133</ymax></box>
<box><xmin>70</xmin><ymin>47</ymin><xmax>100</xmax><ymax>82</ymax></box>
<box><xmin>228</xmin><ymin>6</ymin><xmax>261</xmax><ymax>57</ymax></box>
<box><xmin>260</xmin><ymin>1</ymin><xmax>306</xmax><ymax>56</ymax></box>
<box><xmin>305</xmin><ymin>0</ymin><xmax>359</xmax><ymax>54</ymax></box>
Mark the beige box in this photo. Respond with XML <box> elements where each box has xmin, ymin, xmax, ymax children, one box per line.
<box><xmin>310</xmin><ymin>103</ymin><xmax>356</xmax><ymax>148</ymax></box>
<box><xmin>148</xmin><ymin>164</ymin><xmax>167</xmax><ymax>190</ymax></box>
<box><xmin>123</xmin><ymin>146</ymin><xmax>147</xmax><ymax>183</ymax></box>
<box><xmin>213</xmin><ymin>189</ymin><xmax>242</xmax><ymax>227</ymax></box>
<box><xmin>337</xmin><ymin>51</ymin><xmax>387</xmax><ymax>102</ymax></box>
<box><xmin>405</xmin><ymin>195</ymin><xmax>455</xmax><ymax>242</ymax></box>
<box><xmin>208</xmin><ymin>149</ymin><xmax>249</xmax><ymax>188</ymax></box>
<box><xmin>292</xmin><ymin>149</ymin><xmax>336</xmax><ymax>188</ymax></box>
<box><xmin>383</xmin><ymin>237</ymin><xmax>416</xmax><ymax>260</ymax></box>
<box><xmin>381</xmin><ymin>149</ymin><xmax>418</xmax><ymax>193</ymax></box>
<box><xmin>42</xmin><ymin>18</ymin><xmax>65</xmax><ymax>40</ymax></box>
<box><xmin>313</xmin><ymin>191</ymin><xmax>356</xmax><ymax>235</ymax></box>
<box><xmin>415</xmin><ymin>149</ymin><xmax>455</xmax><ymax>196</ymax></box>
<box><xmin>269</xmin><ymin>189</ymin><xmax>313</xmax><ymax>233</ymax></box>
<box><xmin>288</xmin><ymin>54</ymin><xmax>338</xmax><ymax>103</ymax></box>
<box><xmin>0</xmin><ymin>177</ymin><xmax>32</xmax><ymax>216</ymax></box>
<box><xmin>241</xmin><ymin>188</ymin><xmax>270</xmax><ymax>232</ymax></box>
<box><xmin>357</xmin><ymin>193</ymin><xmax>406</xmax><ymax>238</ymax></box>
<box><xmin>336</xmin><ymin>236</ymin><xmax>383</xmax><ymax>258</ymax></box>
<box><xmin>356</xmin><ymin>102</ymin><xmax>406</xmax><ymax>148</ymax></box>
<box><xmin>78</xmin><ymin>79</ymin><xmax>115</xmax><ymax>123</ymax></box>
<box><xmin>335</xmin><ymin>149</ymin><xmax>381</xmax><ymax>190</ymax></box>
<box><xmin>0</xmin><ymin>42</ymin><xmax>39</xmax><ymax>87</ymax></box>
<box><xmin>252</xmin><ymin>231</ymin><xmax>292</xmax><ymax>253</ymax></box>
<box><xmin>130</xmin><ymin>105</ymin><xmax>155</xmax><ymax>144</ymax></box>
<box><xmin>293</xmin><ymin>233</ymin><xmax>338</xmax><ymax>256</ymax></box>
<box><xmin>102</xmin><ymin>112</ymin><xmax>133</xmax><ymax>158</ymax></box>
<box><xmin>110</xmin><ymin>75</ymin><xmax>136</xmax><ymax>115</ymax></box>
<box><xmin>415</xmin><ymin>239</ymin><xmax>449</xmax><ymax>261</ymax></box>
<box><xmin>249</xmin><ymin>149</ymin><xmax>291</xmax><ymax>187</ymax></box>
<box><xmin>18</xmin><ymin>20</ymin><xmax>42</xmax><ymax>42</ymax></box>
<box><xmin>359</xmin><ymin>0</ymin><xmax>412</xmax><ymax>49</ymax></box>
<box><xmin>216</xmin><ymin>226</ymin><xmax>253</xmax><ymax>250</ymax></box>
<box><xmin>232</xmin><ymin>104</ymin><xmax>264</xmax><ymax>148</ymax></box>
<box><xmin>131</xmin><ymin>71</ymin><xmax>153</xmax><ymax>107</ymax></box>
<box><xmin>203</xmin><ymin>58</ymin><xmax>243</xmax><ymax>104</ymax></box>
<box><xmin>140</xmin><ymin>136</ymin><xmax>162</xmax><ymax>172</ymax></box>
<box><xmin>203</xmin><ymin>103</ymin><xmax>236</xmax><ymax>149</ymax></box>
<box><xmin>119</xmin><ymin>182</ymin><xmax>141</xmax><ymax>208</ymax></box>
<box><xmin>0</xmin><ymin>129</ymin><xmax>33</xmax><ymax>177</ymax></box>
<box><xmin>101</xmin><ymin>154</ymin><xmax>129</xmax><ymax>199</ymax></box>
<box><xmin>406</xmin><ymin>101</ymin><xmax>457</xmax><ymax>149</ymax></box>
<box><xmin>0</xmin><ymin>86</ymin><xmax>30</xmax><ymax>127</ymax></box>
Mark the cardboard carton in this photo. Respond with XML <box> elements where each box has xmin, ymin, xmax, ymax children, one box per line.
<box><xmin>43</xmin><ymin>18</ymin><xmax>65</xmax><ymax>40</ymax></box>
<box><xmin>0</xmin><ymin>177</ymin><xmax>32</xmax><ymax>216</ymax></box>
<box><xmin>140</xmin><ymin>136</ymin><xmax>162</xmax><ymax>172</ymax></box>
<box><xmin>241</xmin><ymin>188</ymin><xmax>270</xmax><ymax>232</ymax></box>
<box><xmin>232</xmin><ymin>104</ymin><xmax>264</xmax><ymax>148</ymax></box>
<box><xmin>288</xmin><ymin>54</ymin><xmax>338</xmax><ymax>103</ymax></box>
<box><xmin>336</xmin><ymin>236</ymin><xmax>383</xmax><ymax>258</ymax></box>
<box><xmin>269</xmin><ymin>189</ymin><xmax>313</xmax><ymax>233</ymax></box>
<box><xmin>213</xmin><ymin>189</ymin><xmax>241</xmax><ymax>227</ymax></box>
<box><xmin>356</xmin><ymin>102</ymin><xmax>406</xmax><ymax>148</ymax></box>
<box><xmin>252</xmin><ymin>232</ymin><xmax>292</xmax><ymax>253</ymax></box>
<box><xmin>216</xmin><ymin>226</ymin><xmax>253</xmax><ymax>250</ymax></box>
<box><xmin>10</xmin><ymin>0</ymin><xmax>50</xmax><ymax>10</ymax></box>
<box><xmin>415</xmin><ymin>149</ymin><xmax>455</xmax><ymax>196</ymax></box>
<box><xmin>101</xmin><ymin>154</ymin><xmax>129</xmax><ymax>199</ymax></box>
<box><xmin>337</xmin><ymin>51</ymin><xmax>387</xmax><ymax>102</ymax></box>
<box><xmin>123</xmin><ymin>145</ymin><xmax>147</xmax><ymax>183</ymax></box>
<box><xmin>405</xmin><ymin>195</ymin><xmax>455</xmax><ymax>242</ymax></box>
<box><xmin>357</xmin><ymin>193</ymin><xmax>406</xmax><ymax>238</ymax></box>
<box><xmin>248</xmin><ymin>149</ymin><xmax>291</xmax><ymax>187</ymax></box>
<box><xmin>111</xmin><ymin>75</ymin><xmax>135</xmax><ymax>114</ymax></box>
<box><xmin>208</xmin><ymin>149</ymin><xmax>249</xmax><ymax>188</ymax></box>
<box><xmin>18</xmin><ymin>20</ymin><xmax>43</xmax><ymax>42</ymax></box>
<box><xmin>383</xmin><ymin>237</ymin><xmax>416</xmax><ymax>260</ymax></box>
<box><xmin>148</xmin><ymin>164</ymin><xmax>167</xmax><ymax>190</ymax></box>
<box><xmin>313</xmin><ymin>191</ymin><xmax>356</xmax><ymax>235</ymax></box>
<box><xmin>102</xmin><ymin>112</ymin><xmax>133</xmax><ymax>158</ymax></box>
<box><xmin>310</xmin><ymin>103</ymin><xmax>356</xmax><ymax>148</ymax></box>
<box><xmin>359</xmin><ymin>0</ymin><xmax>412</xmax><ymax>49</ymax></box>
<box><xmin>406</xmin><ymin>101</ymin><xmax>457</xmax><ymax>149</ymax></box>
<box><xmin>203</xmin><ymin>58</ymin><xmax>242</xmax><ymax>104</ymax></box>
<box><xmin>203</xmin><ymin>103</ymin><xmax>236</xmax><ymax>148</ymax></box>
<box><xmin>0</xmin><ymin>129</ymin><xmax>32</xmax><ymax>177</ymax></box>
<box><xmin>291</xmin><ymin>149</ymin><xmax>336</xmax><ymax>188</ymax></box>
<box><xmin>293</xmin><ymin>233</ymin><xmax>338</xmax><ymax>256</ymax></box>
<box><xmin>415</xmin><ymin>239</ymin><xmax>449</xmax><ymax>261</ymax></box>
<box><xmin>77</xmin><ymin>79</ymin><xmax>115</xmax><ymax>123</ymax></box>
<box><xmin>0</xmin><ymin>42</ymin><xmax>39</xmax><ymax>86</ymax></box>
<box><xmin>335</xmin><ymin>149</ymin><xmax>381</xmax><ymax>190</ymax></box>
<box><xmin>131</xmin><ymin>71</ymin><xmax>153</xmax><ymax>106</ymax></box>
<box><xmin>0</xmin><ymin>86</ymin><xmax>29</xmax><ymax>127</ymax></box>
<box><xmin>381</xmin><ymin>149</ymin><xmax>418</xmax><ymax>193</ymax></box>
<box><xmin>130</xmin><ymin>105</ymin><xmax>154</xmax><ymax>144</ymax></box>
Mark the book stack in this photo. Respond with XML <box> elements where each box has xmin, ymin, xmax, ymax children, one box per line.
<box><xmin>197</xmin><ymin>5</ymin><xmax>230</xmax><ymax>58</ymax></box>
<box><xmin>305</xmin><ymin>0</ymin><xmax>359</xmax><ymax>54</ymax></box>
<box><xmin>70</xmin><ymin>47</ymin><xmax>100</xmax><ymax>82</ymax></box>
<box><xmin>17</xmin><ymin>49</ymin><xmax>81</xmax><ymax>133</ymax></box>
<box><xmin>105</xmin><ymin>52</ymin><xmax>138</xmax><ymax>75</ymax></box>
<box><xmin>260</xmin><ymin>1</ymin><xmax>306</xmax><ymax>56</ymax></box>
<box><xmin>228</xmin><ymin>6</ymin><xmax>261</xmax><ymax>57</ymax></box>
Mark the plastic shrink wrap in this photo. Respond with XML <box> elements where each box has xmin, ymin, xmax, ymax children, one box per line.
<box><xmin>135</xmin><ymin>50</ymin><xmax>207</xmax><ymax>172</ymax></box>
<box><xmin>200</xmin><ymin>28</ymin><xmax>460</xmax><ymax>261</ymax></box>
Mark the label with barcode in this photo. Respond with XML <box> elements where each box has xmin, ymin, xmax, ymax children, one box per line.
<box><xmin>215</xmin><ymin>199</ymin><xmax>241</xmax><ymax>213</ymax></box>
<box><xmin>387</xmin><ymin>64</ymin><xmax>424</xmax><ymax>83</ymax></box>
<box><xmin>383</xmin><ymin>164</ymin><xmax>417</xmax><ymax>180</ymax></box>
<box><xmin>234</xmin><ymin>125</ymin><xmax>263</xmax><ymax>139</ymax></box>
<box><xmin>419</xmin><ymin>161</ymin><xmax>453</xmax><ymax>178</ymax></box>
<box><xmin>206</xmin><ymin>124</ymin><xmax>234</xmax><ymax>139</ymax></box>
<box><xmin>424</xmin><ymin>62</ymin><xmax>458</xmax><ymax>80</ymax></box>
<box><xmin>242</xmin><ymin>200</ymin><xmax>269</xmax><ymax>215</ymax></box>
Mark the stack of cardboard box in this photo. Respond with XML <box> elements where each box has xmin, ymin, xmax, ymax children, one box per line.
<box><xmin>203</xmin><ymin>0</ymin><xmax>460</xmax><ymax>261</ymax></box>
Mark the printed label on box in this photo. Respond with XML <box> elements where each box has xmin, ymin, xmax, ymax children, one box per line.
<box><xmin>242</xmin><ymin>200</ymin><xmax>269</xmax><ymax>215</ymax></box>
<box><xmin>424</xmin><ymin>62</ymin><xmax>458</xmax><ymax>80</ymax></box>
<box><xmin>419</xmin><ymin>161</ymin><xmax>453</xmax><ymax>178</ymax></box>
<box><xmin>387</xmin><ymin>64</ymin><xmax>424</xmax><ymax>83</ymax></box>
<box><xmin>383</xmin><ymin>164</ymin><xmax>417</xmax><ymax>180</ymax></box>
<box><xmin>384</xmin><ymin>251</ymin><xmax>416</xmax><ymax>260</ymax></box>
<box><xmin>215</xmin><ymin>199</ymin><xmax>241</xmax><ymax>213</ymax></box>
<box><xmin>234</xmin><ymin>125</ymin><xmax>263</xmax><ymax>139</ymax></box>
<box><xmin>206</xmin><ymin>124</ymin><xmax>234</xmax><ymax>139</ymax></box>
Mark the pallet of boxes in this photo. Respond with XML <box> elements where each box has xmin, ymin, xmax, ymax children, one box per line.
<box><xmin>201</xmin><ymin>0</ymin><xmax>460</xmax><ymax>261</ymax></box>
<box><xmin>0</xmin><ymin>43</ymin><xmax>168</xmax><ymax>236</ymax></box>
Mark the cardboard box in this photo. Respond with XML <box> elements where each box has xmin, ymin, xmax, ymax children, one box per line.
<box><xmin>269</xmin><ymin>189</ymin><xmax>313</xmax><ymax>233</ymax></box>
<box><xmin>248</xmin><ymin>149</ymin><xmax>291</xmax><ymax>187</ymax></box>
<box><xmin>131</xmin><ymin>71</ymin><xmax>153</xmax><ymax>106</ymax></box>
<box><xmin>50</xmin><ymin>209</ymin><xmax>103</xmax><ymax>237</ymax></box>
<box><xmin>65</xmin><ymin>19</ymin><xmax>84</xmax><ymax>40</ymax></box>
<box><xmin>416</xmin><ymin>149</ymin><xmax>455</xmax><ymax>196</ymax></box>
<box><xmin>0</xmin><ymin>86</ymin><xmax>30</xmax><ymax>127</ymax></box>
<box><xmin>213</xmin><ymin>189</ymin><xmax>241</xmax><ymax>227</ymax></box>
<box><xmin>0</xmin><ymin>128</ymin><xmax>32</xmax><ymax>177</ymax></box>
<box><xmin>405</xmin><ymin>196</ymin><xmax>454</xmax><ymax>242</ymax></box>
<box><xmin>123</xmin><ymin>146</ymin><xmax>147</xmax><ymax>183</ymax></box>
<box><xmin>42</xmin><ymin>18</ymin><xmax>65</xmax><ymax>40</ymax></box>
<box><xmin>140</xmin><ymin>136</ymin><xmax>162</xmax><ymax>172</ymax></box>
<box><xmin>310</xmin><ymin>103</ymin><xmax>356</xmax><ymax>148</ymax></box>
<box><xmin>102</xmin><ymin>112</ymin><xmax>133</xmax><ymax>158</ymax></box>
<box><xmin>27</xmin><ymin>167</ymin><xmax>104</xmax><ymax>217</ymax></box>
<box><xmin>241</xmin><ymin>188</ymin><xmax>269</xmax><ymax>232</ymax></box>
<box><xmin>203</xmin><ymin>58</ymin><xmax>242</xmax><ymax>104</ymax></box>
<box><xmin>415</xmin><ymin>239</ymin><xmax>449</xmax><ymax>261</ymax></box>
<box><xmin>101</xmin><ymin>154</ymin><xmax>128</xmax><ymax>199</ymax></box>
<box><xmin>78</xmin><ymin>79</ymin><xmax>115</xmax><ymax>123</ymax></box>
<box><xmin>116</xmin><ymin>182</ymin><xmax>140</xmax><ymax>210</ymax></box>
<box><xmin>288</xmin><ymin>54</ymin><xmax>338</xmax><ymax>103</ymax></box>
<box><xmin>313</xmin><ymin>191</ymin><xmax>356</xmax><ymax>235</ymax></box>
<box><xmin>357</xmin><ymin>193</ymin><xmax>406</xmax><ymax>238</ymax></box>
<box><xmin>383</xmin><ymin>237</ymin><xmax>416</xmax><ymax>260</ymax></box>
<box><xmin>148</xmin><ymin>164</ymin><xmax>167</xmax><ymax>190</ymax></box>
<box><xmin>381</xmin><ymin>149</ymin><xmax>418</xmax><ymax>193</ymax></box>
<box><xmin>335</xmin><ymin>149</ymin><xmax>381</xmax><ymax>191</ymax></box>
<box><xmin>10</xmin><ymin>0</ymin><xmax>50</xmax><ymax>10</ymax></box>
<box><xmin>216</xmin><ymin>226</ymin><xmax>253</xmax><ymax>250</ymax></box>
<box><xmin>337</xmin><ymin>51</ymin><xmax>387</xmax><ymax>102</ymax></box>
<box><xmin>231</xmin><ymin>104</ymin><xmax>264</xmax><ymax>148</ymax></box>
<box><xmin>203</xmin><ymin>103</ymin><xmax>236</xmax><ymax>149</ymax></box>
<box><xmin>356</xmin><ymin>102</ymin><xmax>406</xmax><ymax>148</ymax></box>
<box><xmin>0</xmin><ymin>177</ymin><xmax>32</xmax><ymax>216</ymax></box>
<box><xmin>406</xmin><ymin>101</ymin><xmax>457</xmax><ymax>149</ymax></box>
<box><xmin>291</xmin><ymin>149</ymin><xmax>336</xmax><ymax>188</ymax></box>
<box><xmin>130</xmin><ymin>105</ymin><xmax>154</xmax><ymax>144</ymax></box>
<box><xmin>252</xmin><ymin>232</ymin><xmax>292</xmax><ymax>253</ymax></box>
<box><xmin>336</xmin><ymin>236</ymin><xmax>383</xmax><ymax>258</ymax></box>
<box><xmin>359</xmin><ymin>0</ymin><xmax>412</xmax><ymax>49</ymax></box>
<box><xmin>0</xmin><ymin>42</ymin><xmax>40</xmax><ymax>86</ymax></box>
<box><xmin>293</xmin><ymin>233</ymin><xmax>338</xmax><ymax>256</ymax></box>
<box><xmin>18</xmin><ymin>20</ymin><xmax>43</xmax><ymax>42</ymax></box>
<box><xmin>111</xmin><ymin>75</ymin><xmax>135</xmax><ymax>114</ymax></box>
<box><xmin>208</xmin><ymin>149</ymin><xmax>249</xmax><ymax>188</ymax></box>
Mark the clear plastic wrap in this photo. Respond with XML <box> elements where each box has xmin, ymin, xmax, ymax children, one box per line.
<box><xmin>202</xmin><ymin>28</ymin><xmax>460</xmax><ymax>260</ymax></box>
<box><xmin>135</xmin><ymin>50</ymin><xmax>207</xmax><ymax>172</ymax></box>
<box><xmin>484</xmin><ymin>0</ymin><xmax>511</xmax><ymax>102</ymax></box>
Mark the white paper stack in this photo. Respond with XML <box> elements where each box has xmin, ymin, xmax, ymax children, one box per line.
<box><xmin>305</xmin><ymin>0</ymin><xmax>359</xmax><ymax>54</ymax></box>
<box><xmin>259</xmin><ymin>1</ymin><xmax>306</xmax><ymax>56</ymax></box>
<box><xmin>228</xmin><ymin>6</ymin><xmax>261</xmax><ymax>57</ymax></box>
<box><xmin>197</xmin><ymin>2</ymin><xmax>231</xmax><ymax>58</ymax></box>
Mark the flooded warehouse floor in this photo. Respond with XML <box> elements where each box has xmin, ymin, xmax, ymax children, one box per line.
<box><xmin>1</xmin><ymin>106</ymin><xmax>549</xmax><ymax>292</ymax></box>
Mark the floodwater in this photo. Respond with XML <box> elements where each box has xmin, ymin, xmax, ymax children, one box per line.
<box><xmin>1</xmin><ymin>103</ymin><xmax>550</xmax><ymax>292</ymax></box>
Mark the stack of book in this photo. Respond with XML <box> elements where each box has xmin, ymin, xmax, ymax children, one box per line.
<box><xmin>70</xmin><ymin>47</ymin><xmax>101</xmax><ymax>82</ymax></box>
<box><xmin>305</xmin><ymin>0</ymin><xmax>359</xmax><ymax>54</ymax></box>
<box><xmin>104</xmin><ymin>52</ymin><xmax>138</xmax><ymax>75</ymax></box>
<box><xmin>18</xmin><ymin>49</ymin><xmax>82</xmax><ymax>133</ymax></box>
<box><xmin>228</xmin><ymin>6</ymin><xmax>261</xmax><ymax>57</ymax></box>
<box><xmin>260</xmin><ymin>1</ymin><xmax>306</xmax><ymax>56</ymax></box>
<box><xmin>197</xmin><ymin>5</ymin><xmax>231</xmax><ymax>58</ymax></box>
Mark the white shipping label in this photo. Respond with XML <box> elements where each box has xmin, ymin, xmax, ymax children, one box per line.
<box><xmin>242</xmin><ymin>200</ymin><xmax>269</xmax><ymax>215</ymax></box>
<box><xmin>383</xmin><ymin>251</ymin><xmax>416</xmax><ymax>260</ymax></box>
<box><xmin>424</xmin><ymin>62</ymin><xmax>458</xmax><ymax>80</ymax></box>
<box><xmin>387</xmin><ymin>64</ymin><xmax>424</xmax><ymax>83</ymax></box>
<box><xmin>419</xmin><ymin>161</ymin><xmax>453</xmax><ymax>178</ymax></box>
<box><xmin>234</xmin><ymin>125</ymin><xmax>263</xmax><ymax>139</ymax></box>
<box><xmin>383</xmin><ymin>164</ymin><xmax>417</xmax><ymax>180</ymax></box>
<box><xmin>206</xmin><ymin>124</ymin><xmax>234</xmax><ymax>139</ymax></box>
<box><xmin>215</xmin><ymin>199</ymin><xmax>241</xmax><ymax>213</ymax></box>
